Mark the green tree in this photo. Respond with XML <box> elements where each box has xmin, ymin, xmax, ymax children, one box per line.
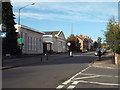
<box><xmin>67</xmin><ymin>34</ymin><xmax>76</xmax><ymax>41</ymax></box>
<box><xmin>104</xmin><ymin>16</ymin><xmax>120</xmax><ymax>54</ymax></box>
<box><xmin>93</xmin><ymin>41</ymin><xmax>98</xmax><ymax>49</ymax></box>
<box><xmin>2</xmin><ymin>2</ymin><xmax>19</xmax><ymax>55</ymax></box>
<box><xmin>97</xmin><ymin>37</ymin><xmax>102</xmax><ymax>48</ymax></box>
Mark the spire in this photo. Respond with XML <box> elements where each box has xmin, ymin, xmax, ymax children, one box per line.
<box><xmin>71</xmin><ymin>24</ymin><xmax>74</xmax><ymax>34</ymax></box>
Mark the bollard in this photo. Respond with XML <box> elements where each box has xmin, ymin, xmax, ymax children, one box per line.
<box><xmin>45</xmin><ymin>53</ymin><xmax>48</xmax><ymax>61</ymax></box>
<box><xmin>41</xmin><ymin>55</ymin><xmax>42</xmax><ymax>62</ymax></box>
<box><xmin>69</xmin><ymin>51</ymin><xmax>73</xmax><ymax>57</ymax></box>
<box><xmin>46</xmin><ymin>55</ymin><xmax>48</xmax><ymax>60</ymax></box>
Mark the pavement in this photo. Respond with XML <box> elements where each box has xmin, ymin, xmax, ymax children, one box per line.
<box><xmin>1</xmin><ymin>51</ymin><xmax>119</xmax><ymax>70</ymax></box>
<box><xmin>92</xmin><ymin>52</ymin><xmax>119</xmax><ymax>70</ymax></box>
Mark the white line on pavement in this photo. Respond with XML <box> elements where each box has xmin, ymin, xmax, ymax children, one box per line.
<box><xmin>72</xmin><ymin>81</ymin><xmax>80</xmax><ymax>85</ymax></box>
<box><xmin>78</xmin><ymin>80</ymin><xmax>120</xmax><ymax>86</ymax></box>
<box><xmin>80</xmin><ymin>73</ymin><xmax>118</xmax><ymax>78</ymax></box>
<box><xmin>73</xmin><ymin>75</ymin><xmax>100</xmax><ymax>80</ymax></box>
<box><xmin>56</xmin><ymin>65</ymin><xmax>92</xmax><ymax>89</ymax></box>
<box><xmin>67</xmin><ymin>85</ymin><xmax>76</xmax><ymax>89</ymax></box>
<box><xmin>56</xmin><ymin>85</ymin><xmax>65</xmax><ymax>89</ymax></box>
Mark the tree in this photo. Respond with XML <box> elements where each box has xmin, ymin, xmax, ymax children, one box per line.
<box><xmin>2</xmin><ymin>2</ymin><xmax>19</xmax><ymax>55</ymax></box>
<box><xmin>67</xmin><ymin>34</ymin><xmax>76</xmax><ymax>51</ymax></box>
<box><xmin>67</xmin><ymin>34</ymin><xmax>80</xmax><ymax>51</ymax></box>
<box><xmin>104</xmin><ymin>16</ymin><xmax>120</xmax><ymax>54</ymax></box>
<box><xmin>97</xmin><ymin>37</ymin><xmax>102</xmax><ymax>48</ymax></box>
<box><xmin>93</xmin><ymin>41</ymin><xmax>98</xmax><ymax>50</ymax></box>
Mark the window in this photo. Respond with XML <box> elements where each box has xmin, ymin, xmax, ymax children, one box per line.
<box><xmin>31</xmin><ymin>37</ymin><xmax>32</xmax><ymax>50</ymax></box>
<box><xmin>39</xmin><ymin>38</ymin><xmax>41</xmax><ymax>48</ymax></box>
<box><xmin>28</xmin><ymin>37</ymin><xmax>29</xmax><ymax>50</ymax></box>
<box><xmin>36</xmin><ymin>38</ymin><xmax>38</xmax><ymax>51</ymax></box>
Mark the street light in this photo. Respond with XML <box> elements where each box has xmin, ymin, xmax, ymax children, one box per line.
<box><xmin>18</xmin><ymin>3</ymin><xmax>35</xmax><ymax>54</ymax></box>
<box><xmin>18</xmin><ymin>3</ymin><xmax>35</xmax><ymax>28</ymax></box>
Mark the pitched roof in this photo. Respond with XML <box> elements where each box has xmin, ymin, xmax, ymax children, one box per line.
<box><xmin>15</xmin><ymin>24</ymin><xmax>44</xmax><ymax>35</ymax></box>
<box><xmin>43</xmin><ymin>31</ymin><xmax>60</xmax><ymax>35</ymax></box>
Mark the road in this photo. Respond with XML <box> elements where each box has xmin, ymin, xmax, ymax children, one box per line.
<box><xmin>2</xmin><ymin>52</ymin><xmax>119</xmax><ymax>89</ymax></box>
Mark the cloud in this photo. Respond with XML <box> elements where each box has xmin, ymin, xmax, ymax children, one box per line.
<box><xmin>12</xmin><ymin>2</ymin><xmax>118</xmax><ymax>23</ymax></box>
<box><xmin>14</xmin><ymin>12</ymin><xmax>88</xmax><ymax>21</ymax></box>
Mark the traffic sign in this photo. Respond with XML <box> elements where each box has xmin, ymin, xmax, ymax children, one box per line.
<box><xmin>0</xmin><ymin>33</ymin><xmax>6</xmax><ymax>38</ymax></box>
<box><xmin>17</xmin><ymin>38</ymin><xmax>23</xmax><ymax>44</ymax></box>
<box><xmin>0</xmin><ymin>24</ymin><xmax>6</xmax><ymax>32</ymax></box>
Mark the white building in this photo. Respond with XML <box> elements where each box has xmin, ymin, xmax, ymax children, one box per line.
<box><xmin>15</xmin><ymin>24</ymin><xmax>44</xmax><ymax>54</ymax></box>
<box><xmin>43</xmin><ymin>31</ymin><xmax>67</xmax><ymax>53</ymax></box>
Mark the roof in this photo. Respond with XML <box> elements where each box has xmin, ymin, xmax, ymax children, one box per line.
<box><xmin>76</xmin><ymin>35</ymin><xmax>93</xmax><ymax>42</ymax></box>
<box><xmin>43</xmin><ymin>31</ymin><xmax>59</xmax><ymax>35</ymax></box>
<box><xmin>15</xmin><ymin>24</ymin><xmax>44</xmax><ymax>35</ymax></box>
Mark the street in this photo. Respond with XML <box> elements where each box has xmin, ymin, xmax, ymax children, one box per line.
<box><xmin>2</xmin><ymin>52</ymin><xmax>119</xmax><ymax>89</ymax></box>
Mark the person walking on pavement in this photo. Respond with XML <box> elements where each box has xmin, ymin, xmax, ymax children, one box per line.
<box><xmin>98</xmin><ymin>49</ymin><xmax>102</xmax><ymax>60</ymax></box>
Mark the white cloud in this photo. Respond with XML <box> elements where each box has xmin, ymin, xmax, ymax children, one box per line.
<box><xmin>12</xmin><ymin>2</ymin><xmax>118</xmax><ymax>23</ymax></box>
<box><xmin>14</xmin><ymin>12</ymin><xmax>88</xmax><ymax>21</ymax></box>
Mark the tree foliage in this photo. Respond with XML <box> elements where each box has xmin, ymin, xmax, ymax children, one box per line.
<box><xmin>93</xmin><ymin>41</ymin><xmax>98</xmax><ymax>49</ymax></box>
<box><xmin>2</xmin><ymin>2</ymin><xmax>19</xmax><ymax>55</ymax></box>
<box><xmin>67</xmin><ymin>34</ymin><xmax>81</xmax><ymax>51</ymax></box>
<box><xmin>104</xmin><ymin>16</ymin><xmax>120</xmax><ymax>54</ymax></box>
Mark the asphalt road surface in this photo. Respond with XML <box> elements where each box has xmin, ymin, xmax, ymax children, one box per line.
<box><xmin>2</xmin><ymin>52</ymin><xmax>119</xmax><ymax>89</ymax></box>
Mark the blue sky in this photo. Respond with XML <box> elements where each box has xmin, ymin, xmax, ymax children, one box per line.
<box><xmin>11</xmin><ymin>1</ymin><xmax>118</xmax><ymax>41</ymax></box>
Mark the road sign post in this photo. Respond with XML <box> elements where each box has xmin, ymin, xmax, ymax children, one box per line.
<box><xmin>17</xmin><ymin>38</ymin><xmax>23</xmax><ymax>45</ymax></box>
<box><xmin>0</xmin><ymin>33</ymin><xmax>6</xmax><ymax>38</ymax></box>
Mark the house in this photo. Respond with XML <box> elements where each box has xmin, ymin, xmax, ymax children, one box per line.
<box><xmin>15</xmin><ymin>24</ymin><xmax>44</xmax><ymax>54</ymax></box>
<box><xmin>43</xmin><ymin>30</ymin><xmax>67</xmax><ymax>53</ymax></box>
<box><xmin>76</xmin><ymin>34</ymin><xmax>93</xmax><ymax>52</ymax></box>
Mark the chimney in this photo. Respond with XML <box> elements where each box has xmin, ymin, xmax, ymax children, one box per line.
<box><xmin>80</xmin><ymin>34</ymin><xmax>82</xmax><ymax>38</ymax></box>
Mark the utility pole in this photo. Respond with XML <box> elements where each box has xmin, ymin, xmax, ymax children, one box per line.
<box><xmin>0</xmin><ymin>1</ymin><xmax>2</xmax><ymax>89</ymax></box>
<box><xmin>18</xmin><ymin>3</ymin><xmax>35</xmax><ymax>54</ymax></box>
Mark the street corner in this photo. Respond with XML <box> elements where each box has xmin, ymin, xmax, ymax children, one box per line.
<box><xmin>91</xmin><ymin>62</ymin><xmax>119</xmax><ymax>70</ymax></box>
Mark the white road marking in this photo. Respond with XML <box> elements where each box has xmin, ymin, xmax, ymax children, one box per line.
<box><xmin>67</xmin><ymin>85</ymin><xmax>76</xmax><ymax>89</ymax></box>
<box><xmin>73</xmin><ymin>75</ymin><xmax>100</xmax><ymax>80</ymax></box>
<box><xmin>78</xmin><ymin>80</ymin><xmax>120</xmax><ymax>86</ymax></box>
<box><xmin>56</xmin><ymin>85</ymin><xmax>65</xmax><ymax>89</ymax></box>
<box><xmin>72</xmin><ymin>81</ymin><xmax>80</xmax><ymax>85</ymax></box>
<box><xmin>81</xmin><ymin>73</ymin><xmax>118</xmax><ymax>78</ymax></box>
<box><xmin>63</xmin><ymin>65</ymin><xmax>92</xmax><ymax>85</ymax></box>
<box><xmin>62</xmin><ymin>80</ymin><xmax>70</xmax><ymax>85</ymax></box>
<box><xmin>56</xmin><ymin>65</ymin><xmax>92</xmax><ymax>89</ymax></box>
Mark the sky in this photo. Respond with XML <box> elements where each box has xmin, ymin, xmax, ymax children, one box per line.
<box><xmin>11</xmin><ymin>0</ymin><xmax>119</xmax><ymax>41</ymax></box>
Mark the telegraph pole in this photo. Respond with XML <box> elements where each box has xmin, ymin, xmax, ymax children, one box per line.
<box><xmin>0</xmin><ymin>1</ymin><xmax>2</xmax><ymax>89</ymax></box>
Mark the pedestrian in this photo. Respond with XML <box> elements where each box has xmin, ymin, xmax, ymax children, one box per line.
<box><xmin>98</xmin><ymin>49</ymin><xmax>102</xmax><ymax>60</ymax></box>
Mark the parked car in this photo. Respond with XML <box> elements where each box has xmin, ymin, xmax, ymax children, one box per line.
<box><xmin>94</xmin><ymin>48</ymin><xmax>106</xmax><ymax>56</ymax></box>
<box><xmin>101</xmin><ymin>48</ymin><xmax>106</xmax><ymax>54</ymax></box>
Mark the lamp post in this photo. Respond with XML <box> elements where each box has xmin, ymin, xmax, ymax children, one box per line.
<box><xmin>18</xmin><ymin>3</ymin><xmax>35</xmax><ymax>54</ymax></box>
<box><xmin>67</xmin><ymin>42</ymin><xmax>72</xmax><ymax>57</ymax></box>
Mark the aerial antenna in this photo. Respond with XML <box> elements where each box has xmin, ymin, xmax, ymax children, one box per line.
<box><xmin>71</xmin><ymin>24</ymin><xmax>74</xmax><ymax>34</ymax></box>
